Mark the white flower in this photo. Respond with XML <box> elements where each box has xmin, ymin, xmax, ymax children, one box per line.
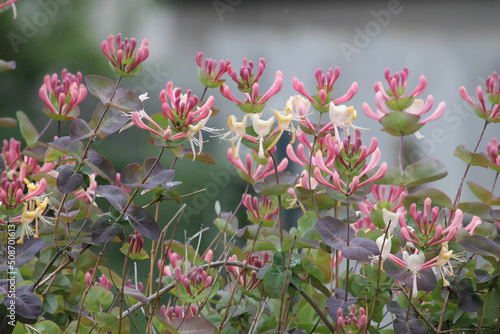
<box><xmin>403</xmin><ymin>250</ymin><xmax>425</xmax><ymax>297</ymax></box>
<box><xmin>382</xmin><ymin>208</ymin><xmax>401</xmax><ymax>235</ymax></box>
<box><xmin>251</xmin><ymin>114</ymin><xmax>275</xmax><ymax>159</ymax></box>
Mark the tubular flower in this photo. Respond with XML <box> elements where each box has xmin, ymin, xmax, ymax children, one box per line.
<box><xmin>2</xmin><ymin>138</ymin><xmax>21</xmax><ymax>169</ymax></box>
<box><xmin>227</xmin><ymin>252</ymin><xmax>268</xmax><ymax>291</ymax></box>
<box><xmin>221</xmin><ymin>70</ymin><xmax>283</xmax><ymax>114</ymax></box>
<box><xmin>227</xmin><ymin>148</ymin><xmax>288</xmax><ymax>184</ymax></box>
<box><xmin>243</xmin><ymin>194</ymin><xmax>278</xmax><ymax>223</ymax></box>
<box><xmin>252</xmin><ymin>114</ymin><xmax>275</xmax><ymax>158</ymax></box>
<box><xmin>101</xmin><ymin>34</ymin><xmax>149</xmax><ymax>77</ymax></box>
<box><xmin>217</xmin><ymin>114</ymin><xmax>250</xmax><ymax>159</ymax></box>
<box><xmin>94</xmin><ymin>274</ymin><xmax>112</xmax><ymax>290</ymax></box>
<box><xmin>313</xmin><ymin>130</ymin><xmax>387</xmax><ymax>198</ymax></box>
<box><xmin>0</xmin><ymin>0</ymin><xmax>18</xmax><ymax>18</ymax></box>
<box><xmin>0</xmin><ymin>170</ymin><xmax>47</xmax><ymax>214</ymax></box>
<box><xmin>196</xmin><ymin>52</ymin><xmax>229</xmax><ymax>88</ymax></box>
<box><xmin>286</xmin><ymin>129</ymin><xmax>330</xmax><ymax>169</ymax></box>
<box><xmin>39</xmin><ymin>69</ymin><xmax>87</xmax><ymax>120</ymax></box>
<box><xmin>460</xmin><ymin>71</ymin><xmax>500</xmax><ymax>122</ymax></box>
<box><xmin>128</xmin><ymin>230</ymin><xmax>144</xmax><ymax>254</ymax></box>
<box><xmin>486</xmin><ymin>138</ymin><xmax>500</xmax><ymax>172</ymax></box>
<box><xmin>293</xmin><ymin>67</ymin><xmax>358</xmax><ymax>113</ymax></box>
<box><xmin>355</xmin><ymin>185</ymin><xmax>406</xmax><ymax>232</ymax></box>
<box><xmin>363</xmin><ymin>67</ymin><xmax>445</xmax><ymax>136</ymax></box>
<box><xmin>399</xmin><ymin>198</ymin><xmax>463</xmax><ymax>250</ymax></box>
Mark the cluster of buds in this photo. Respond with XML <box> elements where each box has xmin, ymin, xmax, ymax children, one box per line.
<box><xmin>101</xmin><ymin>34</ymin><xmax>149</xmax><ymax>77</ymax></box>
<box><xmin>227</xmin><ymin>148</ymin><xmax>288</xmax><ymax>184</ymax></box>
<box><xmin>2</xmin><ymin>139</ymin><xmax>55</xmax><ymax>176</ymax></box>
<box><xmin>313</xmin><ymin>130</ymin><xmax>387</xmax><ymax>199</ymax></box>
<box><xmin>196</xmin><ymin>52</ymin><xmax>229</xmax><ymax>88</ymax></box>
<box><xmin>125</xmin><ymin>279</ymin><xmax>144</xmax><ymax>292</ymax></box>
<box><xmin>336</xmin><ymin>305</ymin><xmax>367</xmax><ymax>334</ymax></box>
<box><xmin>460</xmin><ymin>71</ymin><xmax>500</xmax><ymax>123</ymax></box>
<box><xmin>161</xmin><ymin>304</ymin><xmax>197</xmax><ymax>322</ymax></box>
<box><xmin>486</xmin><ymin>138</ymin><xmax>500</xmax><ymax>172</ymax></box>
<box><xmin>2</xmin><ymin>138</ymin><xmax>21</xmax><ymax>168</ymax></box>
<box><xmin>293</xmin><ymin>67</ymin><xmax>358</xmax><ymax>113</ymax></box>
<box><xmin>221</xmin><ymin>57</ymin><xmax>283</xmax><ymax>114</ymax></box>
<box><xmin>243</xmin><ymin>194</ymin><xmax>278</xmax><ymax>223</ymax></box>
<box><xmin>175</xmin><ymin>266</ymin><xmax>212</xmax><ymax>296</ymax></box>
<box><xmin>158</xmin><ymin>249</ymin><xmax>187</xmax><ymax>277</ymax></box>
<box><xmin>85</xmin><ymin>273</ymin><xmax>113</xmax><ymax>290</ymax></box>
<box><xmin>363</xmin><ymin>67</ymin><xmax>445</xmax><ymax>136</ymax></box>
<box><xmin>399</xmin><ymin>198</ymin><xmax>463</xmax><ymax>250</ymax></box>
<box><xmin>127</xmin><ymin>230</ymin><xmax>144</xmax><ymax>254</ymax></box>
<box><xmin>227</xmin><ymin>252</ymin><xmax>268</xmax><ymax>291</ymax></box>
<box><xmin>39</xmin><ymin>69</ymin><xmax>87</xmax><ymax>120</ymax></box>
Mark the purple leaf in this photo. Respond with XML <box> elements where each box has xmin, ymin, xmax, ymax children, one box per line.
<box><xmin>170</xmin><ymin>317</ymin><xmax>214</xmax><ymax>334</ymax></box>
<box><xmin>91</xmin><ymin>217</ymin><xmax>124</xmax><ymax>244</ymax></box>
<box><xmin>0</xmin><ymin>282</ymin><xmax>42</xmax><ymax>320</ymax></box>
<box><xmin>316</xmin><ymin>216</ymin><xmax>354</xmax><ymax>251</ymax></box>
<box><xmin>56</xmin><ymin>165</ymin><xmax>83</xmax><ymax>193</ymax></box>
<box><xmin>85</xmin><ymin>75</ymin><xmax>143</xmax><ymax>112</ymax></box>
<box><xmin>460</xmin><ymin>235</ymin><xmax>500</xmax><ymax>260</ymax></box>
<box><xmin>384</xmin><ymin>255</ymin><xmax>437</xmax><ymax>292</ymax></box>
<box><xmin>89</xmin><ymin>103</ymin><xmax>129</xmax><ymax>137</ymax></box>
<box><xmin>126</xmin><ymin>206</ymin><xmax>160</xmax><ymax>241</ymax></box>
<box><xmin>123</xmin><ymin>286</ymin><xmax>150</xmax><ymax>305</ymax></box>
<box><xmin>96</xmin><ymin>185</ymin><xmax>128</xmax><ymax>211</ymax></box>
<box><xmin>48</xmin><ymin>136</ymin><xmax>85</xmax><ymax>159</ymax></box>
<box><xmin>326</xmin><ymin>290</ymin><xmax>358</xmax><ymax>322</ymax></box>
<box><xmin>69</xmin><ymin>119</ymin><xmax>93</xmax><ymax>141</ymax></box>
<box><xmin>341</xmin><ymin>237</ymin><xmax>379</xmax><ymax>262</ymax></box>
<box><xmin>86</xmin><ymin>155</ymin><xmax>116</xmax><ymax>184</ymax></box>
<box><xmin>121</xmin><ymin>158</ymin><xmax>175</xmax><ymax>189</ymax></box>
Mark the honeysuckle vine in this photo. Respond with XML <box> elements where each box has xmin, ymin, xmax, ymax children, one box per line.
<box><xmin>0</xmin><ymin>26</ymin><xmax>499</xmax><ymax>334</ymax></box>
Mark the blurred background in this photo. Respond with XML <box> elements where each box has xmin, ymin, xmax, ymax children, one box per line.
<box><xmin>1</xmin><ymin>0</ymin><xmax>500</xmax><ymax>254</ymax></box>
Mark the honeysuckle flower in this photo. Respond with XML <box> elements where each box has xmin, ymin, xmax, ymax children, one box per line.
<box><xmin>363</xmin><ymin>67</ymin><xmax>446</xmax><ymax>136</ymax></box>
<box><xmin>399</xmin><ymin>199</ymin><xmax>463</xmax><ymax>249</ymax></box>
<box><xmin>375</xmin><ymin>234</ymin><xmax>392</xmax><ymax>262</ymax></box>
<box><xmin>220</xmin><ymin>71</ymin><xmax>283</xmax><ymax>114</ymax></box>
<box><xmin>218</xmin><ymin>114</ymin><xmax>250</xmax><ymax>159</ymax></box>
<box><xmin>101</xmin><ymin>34</ymin><xmax>149</xmax><ymax>77</ymax></box>
<box><xmin>227</xmin><ymin>252</ymin><xmax>268</xmax><ymax>290</ymax></box>
<box><xmin>2</xmin><ymin>138</ymin><xmax>21</xmax><ymax>168</ymax></box>
<box><xmin>227</xmin><ymin>148</ymin><xmax>288</xmax><ymax>184</ymax></box>
<box><xmin>460</xmin><ymin>71</ymin><xmax>500</xmax><ymax>122</ymax></box>
<box><xmin>125</xmin><ymin>279</ymin><xmax>144</xmax><ymax>292</ymax></box>
<box><xmin>313</xmin><ymin>130</ymin><xmax>387</xmax><ymax>198</ymax></box>
<box><xmin>74</xmin><ymin>173</ymin><xmax>97</xmax><ymax>204</ymax></box>
<box><xmin>403</xmin><ymin>250</ymin><xmax>425</xmax><ymax>297</ymax></box>
<box><xmin>196</xmin><ymin>52</ymin><xmax>229</xmax><ymax>88</ymax></box>
<box><xmin>94</xmin><ymin>274</ymin><xmax>112</xmax><ymax>290</ymax></box>
<box><xmin>15</xmin><ymin>197</ymin><xmax>49</xmax><ymax>244</ymax></box>
<box><xmin>39</xmin><ymin>69</ymin><xmax>87</xmax><ymax>120</ymax></box>
<box><xmin>293</xmin><ymin>67</ymin><xmax>358</xmax><ymax>113</ymax></box>
<box><xmin>119</xmin><ymin>93</ymin><xmax>150</xmax><ymax>132</ymax></box>
<box><xmin>226</xmin><ymin>57</ymin><xmax>266</xmax><ymax>92</ymax></box>
<box><xmin>243</xmin><ymin>194</ymin><xmax>278</xmax><ymax>222</ymax></box>
<box><xmin>0</xmin><ymin>0</ymin><xmax>18</xmax><ymax>18</ymax></box>
<box><xmin>464</xmin><ymin>216</ymin><xmax>482</xmax><ymax>235</ymax></box>
<box><xmin>131</xmin><ymin>109</ymin><xmax>173</xmax><ymax>140</ymax></box>
<box><xmin>252</xmin><ymin>114</ymin><xmax>275</xmax><ymax>158</ymax></box>
<box><xmin>355</xmin><ymin>185</ymin><xmax>406</xmax><ymax>232</ymax></box>
<box><xmin>486</xmin><ymin>138</ymin><xmax>500</xmax><ymax>172</ymax></box>
<box><xmin>285</xmin><ymin>129</ymin><xmax>330</xmax><ymax>169</ymax></box>
<box><xmin>175</xmin><ymin>266</ymin><xmax>212</xmax><ymax>296</ymax></box>
<box><xmin>161</xmin><ymin>305</ymin><xmax>197</xmax><ymax>323</ymax></box>
<box><xmin>336</xmin><ymin>305</ymin><xmax>367</xmax><ymax>333</ymax></box>
<box><xmin>435</xmin><ymin>242</ymin><xmax>454</xmax><ymax>287</ymax></box>
<box><xmin>185</xmin><ymin>110</ymin><xmax>218</xmax><ymax>160</ymax></box>
<box><xmin>0</xmin><ymin>171</ymin><xmax>47</xmax><ymax>213</ymax></box>
<box><xmin>296</xmin><ymin>170</ymin><xmax>318</xmax><ymax>191</ymax></box>
<box><xmin>128</xmin><ymin>230</ymin><xmax>144</xmax><ymax>254</ymax></box>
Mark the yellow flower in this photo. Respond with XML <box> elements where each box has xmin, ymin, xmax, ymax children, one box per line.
<box><xmin>436</xmin><ymin>242</ymin><xmax>454</xmax><ymax>287</ymax></box>
<box><xmin>17</xmin><ymin>197</ymin><xmax>49</xmax><ymax>244</ymax></box>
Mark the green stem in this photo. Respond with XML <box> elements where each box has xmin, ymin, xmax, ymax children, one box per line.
<box><xmin>269</xmin><ymin>151</ymin><xmax>284</xmax><ymax>247</ymax></box>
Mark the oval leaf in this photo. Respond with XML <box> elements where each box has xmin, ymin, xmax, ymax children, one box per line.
<box><xmin>48</xmin><ymin>136</ymin><xmax>85</xmax><ymax>159</ymax></box>
<box><xmin>85</xmin><ymin>155</ymin><xmax>116</xmax><ymax>184</ymax></box>
<box><xmin>121</xmin><ymin>158</ymin><xmax>175</xmax><ymax>189</ymax></box>
<box><xmin>170</xmin><ymin>317</ymin><xmax>214</xmax><ymax>334</ymax></box>
<box><xmin>404</xmin><ymin>159</ymin><xmax>448</xmax><ymax>187</ymax></box>
<box><xmin>316</xmin><ymin>216</ymin><xmax>355</xmax><ymax>251</ymax></box>
<box><xmin>92</xmin><ymin>217</ymin><xmax>124</xmax><ymax>244</ymax></box>
<box><xmin>126</xmin><ymin>206</ymin><xmax>160</xmax><ymax>241</ymax></box>
<box><xmin>16</xmin><ymin>111</ymin><xmax>39</xmax><ymax>147</ymax></box>
<box><xmin>254</xmin><ymin>172</ymin><xmax>298</xmax><ymax>197</ymax></box>
<box><xmin>69</xmin><ymin>119</ymin><xmax>93</xmax><ymax>141</ymax></box>
<box><xmin>460</xmin><ymin>235</ymin><xmax>500</xmax><ymax>259</ymax></box>
<box><xmin>96</xmin><ymin>185</ymin><xmax>128</xmax><ymax>211</ymax></box>
<box><xmin>56</xmin><ymin>165</ymin><xmax>84</xmax><ymax>193</ymax></box>
<box><xmin>454</xmin><ymin>145</ymin><xmax>490</xmax><ymax>167</ymax></box>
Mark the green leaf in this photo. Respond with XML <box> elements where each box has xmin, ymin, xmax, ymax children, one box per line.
<box><xmin>404</xmin><ymin>159</ymin><xmax>448</xmax><ymax>187</ymax></box>
<box><xmin>458</xmin><ymin>202</ymin><xmax>494</xmax><ymax>222</ymax></box>
<box><xmin>16</xmin><ymin>111</ymin><xmax>39</xmax><ymax>147</ymax></box>
<box><xmin>378</xmin><ymin>111</ymin><xmax>423</xmax><ymax>136</ymax></box>
<box><xmin>119</xmin><ymin>243</ymin><xmax>150</xmax><ymax>260</ymax></box>
<box><xmin>85</xmin><ymin>75</ymin><xmax>143</xmax><ymax>112</ymax></box>
<box><xmin>385</xmin><ymin>96</ymin><xmax>415</xmax><ymax>111</ymax></box>
<box><xmin>198</xmin><ymin>67</ymin><xmax>226</xmax><ymax>88</ymax></box>
<box><xmin>126</xmin><ymin>206</ymin><xmax>160</xmax><ymax>241</ymax></box>
<box><xmin>374</xmin><ymin>166</ymin><xmax>405</xmax><ymax>186</ymax></box>
<box><xmin>0</xmin><ymin>59</ymin><xmax>16</xmax><ymax>72</ymax></box>
<box><xmin>253</xmin><ymin>172</ymin><xmax>298</xmax><ymax>196</ymax></box>
<box><xmin>34</xmin><ymin>320</ymin><xmax>61</xmax><ymax>334</ymax></box>
<box><xmin>83</xmin><ymin>286</ymin><xmax>113</xmax><ymax>312</ymax></box>
<box><xmin>183</xmin><ymin>150</ymin><xmax>216</xmax><ymax>164</ymax></box>
<box><xmin>467</xmin><ymin>181</ymin><xmax>499</xmax><ymax>205</ymax></box>
<box><xmin>402</xmin><ymin>187</ymin><xmax>453</xmax><ymax>210</ymax></box>
<box><xmin>263</xmin><ymin>266</ymin><xmax>290</xmax><ymax>298</ymax></box>
<box><xmin>454</xmin><ymin>145</ymin><xmax>490</xmax><ymax>167</ymax></box>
